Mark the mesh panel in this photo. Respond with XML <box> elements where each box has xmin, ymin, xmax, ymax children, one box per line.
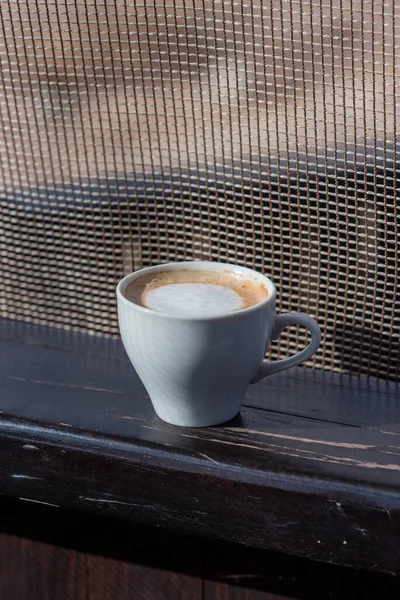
<box><xmin>0</xmin><ymin>1</ymin><xmax>399</xmax><ymax>380</ymax></box>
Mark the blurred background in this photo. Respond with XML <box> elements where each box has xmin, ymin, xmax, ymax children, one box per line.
<box><xmin>0</xmin><ymin>0</ymin><xmax>398</xmax><ymax>380</ymax></box>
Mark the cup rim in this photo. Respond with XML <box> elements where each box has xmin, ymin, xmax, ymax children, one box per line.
<box><xmin>116</xmin><ymin>261</ymin><xmax>276</xmax><ymax>321</ymax></box>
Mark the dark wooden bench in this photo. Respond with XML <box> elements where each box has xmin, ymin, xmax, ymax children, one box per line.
<box><xmin>0</xmin><ymin>318</ymin><xmax>399</xmax><ymax>599</ymax></box>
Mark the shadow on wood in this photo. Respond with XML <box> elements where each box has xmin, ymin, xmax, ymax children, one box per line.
<box><xmin>0</xmin><ymin>497</ymin><xmax>399</xmax><ymax>600</ymax></box>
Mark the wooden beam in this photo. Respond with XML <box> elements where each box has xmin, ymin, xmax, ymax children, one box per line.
<box><xmin>0</xmin><ymin>320</ymin><xmax>399</xmax><ymax>575</ymax></box>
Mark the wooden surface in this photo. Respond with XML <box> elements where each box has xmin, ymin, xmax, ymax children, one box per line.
<box><xmin>0</xmin><ymin>497</ymin><xmax>399</xmax><ymax>600</ymax></box>
<box><xmin>0</xmin><ymin>319</ymin><xmax>399</xmax><ymax>577</ymax></box>
<box><xmin>0</xmin><ymin>535</ymin><xmax>86</xmax><ymax>600</ymax></box>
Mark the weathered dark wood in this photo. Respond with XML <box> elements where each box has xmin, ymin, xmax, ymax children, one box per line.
<box><xmin>0</xmin><ymin>496</ymin><xmax>203</xmax><ymax>600</ymax></box>
<box><xmin>0</xmin><ymin>534</ymin><xmax>86</xmax><ymax>600</ymax></box>
<box><xmin>202</xmin><ymin>535</ymin><xmax>400</xmax><ymax>600</ymax></box>
<box><xmin>0</xmin><ymin>498</ymin><xmax>399</xmax><ymax>600</ymax></box>
<box><xmin>87</xmin><ymin>555</ymin><xmax>202</xmax><ymax>600</ymax></box>
<box><xmin>0</xmin><ymin>320</ymin><xmax>399</xmax><ymax>577</ymax></box>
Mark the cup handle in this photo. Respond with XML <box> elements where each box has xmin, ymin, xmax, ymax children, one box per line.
<box><xmin>252</xmin><ymin>313</ymin><xmax>321</xmax><ymax>383</ymax></box>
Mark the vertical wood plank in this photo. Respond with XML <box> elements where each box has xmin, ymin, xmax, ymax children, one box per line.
<box><xmin>87</xmin><ymin>554</ymin><xmax>202</xmax><ymax>600</ymax></box>
<box><xmin>203</xmin><ymin>538</ymin><xmax>303</xmax><ymax>600</ymax></box>
<box><xmin>0</xmin><ymin>533</ymin><xmax>86</xmax><ymax>600</ymax></box>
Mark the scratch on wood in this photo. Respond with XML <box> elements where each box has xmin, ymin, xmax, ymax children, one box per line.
<box><xmin>381</xmin><ymin>450</ymin><xmax>400</xmax><ymax>457</ymax></box>
<box><xmin>5</xmin><ymin>375</ymin><xmax>124</xmax><ymax>394</ymax></box>
<box><xmin>174</xmin><ymin>512</ymin><xmax>221</xmax><ymax>536</ymax></box>
<box><xmin>334</xmin><ymin>502</ymin><xmax>347</xmax><ymax>517</ymax></box>
<box><xmin>150</xmin><ymin>503</ymin><xmax>221</xmax><ymax>537</ymax></box>
<box><xmin>117</xmin><ymin>415</ymin><xmax>146</xmax><ymax>422</ymax></box>
<box><xmin>281</xmin><ymin>449</ymin><xmax>400</xmax><ymax>471</ymax></box>
<box><xmin>182</xmin><ymin>433</ymin><xmax>400</xmax><ymax>471</ymax></box>
<box><xmin>80</xmin><ymin>497</ymin><xmax>143</xmax><ymax>507</ymax></box>
<box><xmin>12</xmin><ymin>474</ymin><xmax>43</xmax><ymax>480</ymax></box>
<box><xmin>59</xmin><ymin>422</ymin><xmax>73</xmax><ymax>427</ymax></box>
<box><xmin>277</xmin><ymin>521</ymin><xmax>300</xmax><ymax>528</ymax></box>
<box><xmin>349</xmin><ymin>460</ymin><xmax>400</xmax><ymax>471</ymax></box>
<box><xmin>198</xmin><ymin>452</ymin><xmax>219</xmax><ymax>465</ymax></box>
<box><xmin>385</xmin><ymin>508</ymin><xmax>393</xmax><ymax>524</ymax></box>
<box><xmin>182</xmin><ymin>433</ymin><xmax>262</xmax><ymax>452</ymax></box>
<box><xmin>226</xmin><ymin>428</ymin><xmax>373</xmax><ymax>450</ymax></box>
<box><xmin>23</xmin><ymin>444</ymin><xmax>39</xmax><ymax>450</ymax></box>
<box><xmin>140</xmin><ymin>425</ymin><xmax>162</xmax><ymax>432</ymax></box>
<box><xmin>19</xmin><ymin>498</ymin><xmax>59</xmax><ymax>507</ymax></box>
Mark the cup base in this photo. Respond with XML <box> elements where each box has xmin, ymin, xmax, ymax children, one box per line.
<box><xmin>153</xmin><ymin>406</ymin><xmax>240</xmax><ymax>428</ymax></box>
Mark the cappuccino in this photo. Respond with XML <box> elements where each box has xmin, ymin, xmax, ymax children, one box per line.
<box><xmin>124</xmin><ymin>269</ymin><xmax>268</xmax><ymax>317</ymax></box>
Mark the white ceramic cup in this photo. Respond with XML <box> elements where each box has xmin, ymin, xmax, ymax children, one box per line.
<box><xmin>117</xmin><ymin>261</ymin><xmax>321</xmax><ymax>427</ymax></box>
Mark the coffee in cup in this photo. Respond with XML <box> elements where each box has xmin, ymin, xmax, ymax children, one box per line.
<box><xmin>124</xmin><ymin>268</ymin><xmax>268</xmax><ymax>317</ymax></box>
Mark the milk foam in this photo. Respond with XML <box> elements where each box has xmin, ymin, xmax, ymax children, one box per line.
<box><xmin>124</xmin><ymin>268</ymin><xmax>269</xmax><ymax>314</ymax></box>
<box><xmin>144</xmin><ymin>283</ymin><xmax>244</xmax><ymax>316</ymax></box>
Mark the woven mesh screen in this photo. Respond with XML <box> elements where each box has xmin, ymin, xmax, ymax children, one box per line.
<box><xmin>0</xmin><ymin>0</ymin><xmax>399</xmax><ymax>380</ymax></box>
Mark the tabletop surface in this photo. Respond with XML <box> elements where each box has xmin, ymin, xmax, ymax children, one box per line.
<box><xmin>0</xmin><ymin>319</ymin><xmax>399</xmax><ymax>576</ymax></box>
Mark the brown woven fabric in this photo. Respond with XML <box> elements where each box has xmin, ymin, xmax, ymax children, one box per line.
<box><xmin>0</xmin><ymin>1</ymin><xmax>399</xmax><ymax>380</ymax></box>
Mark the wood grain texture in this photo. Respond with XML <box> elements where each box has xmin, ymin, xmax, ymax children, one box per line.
<box><xmin>0</xmin><ymin>497</ymin><xmax>399</xmax><ymax>600</ymax></box>
<box><xmin>87</xmin><ymin>555</ymin><xmax>201</xmax><ymax>600</ymax></box>
<box><xmin>0</xmin><ymin>320</ymin><xmax>399</xmax><ymax>576</ymax></box>
<box><xmin>0</xmin><ymin>534</ymin><xmax>86</xmax><ymax>600</ymax></box>
<box><xmin>202</xmin><ymin>534</ymin><xmax>400</xmax><ymax>600</ymax></box>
